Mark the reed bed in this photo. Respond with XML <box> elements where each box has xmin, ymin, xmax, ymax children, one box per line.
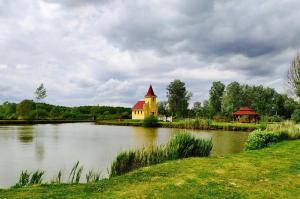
<box><xmin>109</xmin><ymin>133</ymin><xmax>213</xmax><ymax>177</ymax></box>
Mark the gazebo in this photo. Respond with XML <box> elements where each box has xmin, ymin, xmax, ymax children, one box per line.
<box><xmin>233</xmin><ymin>107</ymin><xmax>259</xmax><ymax>123</ymax></box>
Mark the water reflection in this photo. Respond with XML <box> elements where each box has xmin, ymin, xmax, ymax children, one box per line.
<box><xmin>132</xmin><ymin>127</ymin><xmax>158</xmax><ymax>148</ymax></box>
<box><xmin>17</xmin><ymin>125</ymin><xmax>34</xmax><ymax>144</ymax></box>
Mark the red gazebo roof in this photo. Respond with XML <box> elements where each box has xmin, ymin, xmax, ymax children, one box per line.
<box><xmin>132</xmin><ymin>100</ymin><xmax>145</xmax><ymax>110</ymax></box>
<box><xmin>233</xmin><ymin>107</ymin><xmax>258</xmax><ymax>116</ymax></box>
<box><xmin>145</xmin><ymin>85</ymin><xmax>156</xmax><ymax>97</ymax></box>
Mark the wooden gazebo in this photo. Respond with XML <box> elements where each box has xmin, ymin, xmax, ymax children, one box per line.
<box><xmin>233</xmin><ymin>107</ymin><xmax>259</xmax><ymax>123</ymax></box>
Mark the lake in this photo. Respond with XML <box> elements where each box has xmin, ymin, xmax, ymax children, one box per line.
<box><xmin>0</xmin><ymin>123</ymin><xmax>250</xmax><ymax>188</ymax></box>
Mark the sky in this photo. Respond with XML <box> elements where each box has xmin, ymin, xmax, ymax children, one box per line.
<box><xmin>0</xmin><ymin>0</ymin><xmax>300</xmax><ymax>107</ymax></box>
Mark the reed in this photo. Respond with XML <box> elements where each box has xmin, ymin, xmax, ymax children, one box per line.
<box><xmin>51</xmin><ymin>170</ymin><xmax>62</xmax><ymax>184</ymax></box>
<box><xmin>109</xmin><ymin>133</ymin><xmax>212</xmax><ymax>177</ymax></box>
<box><xmin>29</xmin><ymin>170</ymin><xmax>44</xmax><ymax>185</ymax></box>
<box><xmin>14</xmin><ymin>170</ymin><xmax>30</xmax><ymax>188</ymax></box>
<box><xmin>86</xmin><ymin>170</ymin><xmax>102</xmax><ymax>183</ymax></box>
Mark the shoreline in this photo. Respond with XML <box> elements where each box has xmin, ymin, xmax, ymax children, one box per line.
<box><xmin>95</xmin><ymin>120</ymin><xmax>263</xmax><ymax>131</ymax></box>
<box><xmin>0</xmin><ymin>120</ymin><xmax>94</xmax><ymax>125</ymax></box>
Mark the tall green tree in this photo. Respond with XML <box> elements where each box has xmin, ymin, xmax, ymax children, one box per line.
<box><xmin>167</xmin><ymin>80</ymin><xmax>192</xmax><ymax>117</ymax></box>
<box><xmin>192</xmin><ymin>102</ymin><xmax>202</xmax><ymax>117</ymax></box>
<box><xmin>16</xmin><ymin>100</ymin><xmax>35</xmax><ymax>120</ymax></box>
<box><xmin>157</xmin><ymin>101</ymin><xmax>169</xmax><ymax>117</ymax></box>
<box><xmin>209</xmin><ymin>81</ymin><xmax>225</xmax><ymax>116</ymax></box>
<box><xmin>34</xmin><ymin>83</ymin><xmax>47</xmax><ymax>120</ymax></box>
<box><xmin>221</xmin><ymin>82</ymin><xmax>247</xmax><ymax>117</ymax></box>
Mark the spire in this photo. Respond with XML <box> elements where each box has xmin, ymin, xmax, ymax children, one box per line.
<box><xmin>145</xmin><ymin>85</ymin><xmax>156</xmax><ymax>97</ymax></box>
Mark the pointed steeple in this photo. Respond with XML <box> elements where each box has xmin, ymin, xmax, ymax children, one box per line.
<box><xmin>145</xmin><ymin>85</ymin><xmax>156</xmax><ymax>97</ymax></box>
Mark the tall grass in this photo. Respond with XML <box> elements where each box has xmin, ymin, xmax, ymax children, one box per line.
<box><xmin>14</xmin><ymin>170</ymin><xmax>45</xmax><ymax>188</ymax></box>
<box><xmin>69</xmin><ymin>161</ymin><xmax>83</xmax><ymax>184</ymax></box>
<box><xmin>86</xmin><ymin>170</ymin><xmax>102</xmax><ymax>183</ymax></box>
<box><xmin>109</xmin><ymin>133</ymin><xmax>212</xmax><ymax>177</ymax></box>
<box><xmin>245</xmin><ymin>121</ymin><xmax>300</xmax><ymax>150</ymax></box>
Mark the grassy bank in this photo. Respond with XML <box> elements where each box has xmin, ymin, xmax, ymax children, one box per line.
<box><xmin>0</xmin><ymin>120</ymin><xmax>93</xmax><ymax>125</ymax></box>
<box><xmin>1</xmin><ymin>140</ymin><xmax>299</xmax><ymax>198</ymax></box>
<box><xmin>96</xmin><ymin>119</ymin><xmax>263</xmax><ymax>131</ymax></box>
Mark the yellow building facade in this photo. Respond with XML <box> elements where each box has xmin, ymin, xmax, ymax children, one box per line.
<box><xmin>132</xmin><ymin>85</ymin><xmax>158</xmax><ymax>120</ymax></box>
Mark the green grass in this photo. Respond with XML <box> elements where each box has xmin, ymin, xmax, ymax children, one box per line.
<box><xmin>1</xmin><ymin>140</ymin><xmax>300</xmax><ymax>198</ymax></box>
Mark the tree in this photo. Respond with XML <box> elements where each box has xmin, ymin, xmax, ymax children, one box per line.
<box><xmin>167</xmin><ymin>80</ymin><xmax>192</xmax><ymax>117</ymax></box>
<box><xmin>221</xmin><ymin>82</ymin><xmax>244</xmax><ymax>117</ymax></box>
<box><xmin>192</xmin><ymin>102</ymin><xmax>202</xmax><ymax>117</ymax></box>
<box><xmin>34</xmin><ymin>84</ymin><xmax>47</xmax><ymax>120</ymax></box>
<box><xmin>16</xmin><ymin>100</ymin><xmax>35</xmax><ymax>120</ymax></box>
<box><xmin>209</xmin><ymin>81</ymin><xmax>225</xmax><ymax>116</ymax></box>
<box><xmin>157</xmin><ymin>101</ymin><xmax>169</xmax><ymax>117</ymax></box>
<box><xmin>288</xmin><ymin>52</ymin><xmax>300</xmax><ymax>97</ymax></box>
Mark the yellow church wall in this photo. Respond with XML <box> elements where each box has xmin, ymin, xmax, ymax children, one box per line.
<box><xmin>145</xmin><ymin>97</ymin><xmax>158</xmax><ymax>116</ymax></box>
<box><xmin>132</xmin><ymin>109</ymin><xmax>145</xmax><ymax>120</ymax></box>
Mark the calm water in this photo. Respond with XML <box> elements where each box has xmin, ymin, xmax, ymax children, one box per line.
<box><xmin>0</xmin><ymin>123</ymin><xmax>250</xmax><ymax>188</ymax></box>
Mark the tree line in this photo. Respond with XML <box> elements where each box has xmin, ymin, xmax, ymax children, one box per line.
<box><xmin>159</xmin><ymin>80</ymin><xmax>298</xmax><ymax>121</ymax></box>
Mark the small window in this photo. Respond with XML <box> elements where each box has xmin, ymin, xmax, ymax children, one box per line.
<box><xmin>152</xmin><ymin>98</ymin><xmax>154</xmax><ymax>102</ymax></box>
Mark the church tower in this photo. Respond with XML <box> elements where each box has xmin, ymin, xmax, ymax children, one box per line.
<box><xmin>144</xmin><ymin>85</ymin><xmax>158</xmax><ymax>117</ymax></box>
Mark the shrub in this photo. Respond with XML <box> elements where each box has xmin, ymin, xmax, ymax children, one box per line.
<box><xmin>109</xmin><ymin>133</ymin><xmax>212</xmax><ymax>177</ymax></box>
<box><xmin>291</xmin><ymin>109</ymin><xmax>300</xmax><ymax>123</ymax></box>
<box><xmin>245</xmin><ymin>130</ymin><xmax>284</xmax><ymax>150</ymax></box>
<box><xmin>143</xmin><ymin>115</ymin><xmax>159</xmax><ymax>127</ymax></box>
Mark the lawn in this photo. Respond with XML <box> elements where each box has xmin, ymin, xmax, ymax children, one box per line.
<box><xmin>1</xmin><ymin>140</ymin><xmax>299</xmax><ymax>198</ymax></box>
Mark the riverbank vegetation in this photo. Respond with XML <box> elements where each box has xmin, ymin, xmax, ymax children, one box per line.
<box><xmin>0</xmin><ymin>100</ymin><xmax>131</xmax><ymax>121</ymax></box>
<box><xmin>110</xmin><ymin>133</ymin><xmax>212</xmax><ymax>177</ymax></box>
<box><xmin>245</xmin><ymin>121</ymin><xmax>300</xmax><ymax>150</ymax></box>
<box><xmin>1</xmin><ymin>140</ymin><xmax>299</xmax><ymax>198</ymax></box>
<box><xmin>96</xmin><ymin>118</ymin><xmax>263</xmax><ymax>131</ymax></box>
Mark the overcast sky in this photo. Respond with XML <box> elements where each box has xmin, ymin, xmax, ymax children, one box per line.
<box><xmin>0</xmin><ymin>0</ymin><xmax>300</xmax><ymax>107</ymax></box>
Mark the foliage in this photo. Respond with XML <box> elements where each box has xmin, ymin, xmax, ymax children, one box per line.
<box><xmin>0</xmin><ymin>101</ymin><xmax>131</xmax><ymax>121</ymax></box>
<box><xmin>245</xmin><ymin>121</ymin><xmax>300</xmax><ymax>150</ymax></box>
<box><xmin>29</xmin><ymin>170</ymin><xmax>45</xmax><ymax>185</ymax></box>
<box><xmin>14</xmin><ymin>170</ymin><xmax>44</xmax><ymax>188</ymax></box>
<box><xmin>109</xmin><ymin>133</ymin><xmax>212</xmax><ymax>177</ymax></box>
<box><xmin>143</xmin><ymin>115</ymin><xmax>159</xmax><ymax>127</ymax></box>
<box><xmin>16</xmin><ymin>100</ymin><xmax>35</xmax><ymax>120</ymax></box>
<box><xmin>245</xmin><ymin>130</ymin><xmax>284</xmax><ymax>150</ymax></box>
<box><xmin>86</xmin><ymin>170</ymin><xmax>102</xmax><ymax>183</ymax></box>
<box><xmin>209</xmin><ymin>81</ymin><xmax>225</xmax><ymax>116</ymax></box>
<box><xmin>167</xmin><ymin>133</ymin><xmax>212</xmax><ymax>159</ymax></box>
<box><xmin>157</xmin><ymin>101</ymin><xmax>169</xmax><ymax>117</ymax></box>
<box><xmin>167</xmin><ymin>80</ymin><xmax>192</xmax><ymax>117</ymax></box>
<box><xmin>291</xmin><ymin>109</ymin><xmax>300</xmax><ymax>123</ymax></box>
<box><xmin>216</xmin><ymin>81</ymin><xmax>299</xmax><ymax>119</ymax></box>
<box><xmin>34</xmin><ymin>84</ymin><xmax>47</xmax><ymax>101</ymax></box>
<box><xmin>69</xmin><ymin>161</ymin><xmax>83</xmax><ymax>184</ymax></box>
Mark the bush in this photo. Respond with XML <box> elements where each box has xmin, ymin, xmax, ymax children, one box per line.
<box><xmin>245</xmin><ymin>130</ymin><xmax>285</xmax><ymax>150</ymax></box>
<box><xmin>261</xmin><ymin>115</ymin><xmax>283</xmax><ymax>123</ymax></box>
<box><xmin>143</xmin><ymin>115</ymin><xmax>159</xmax><ymax>127</ymax></box>
<box><xmin>291</xmin><ymin>109</ymin><xmax>300</xmax><ymax>123</ymax></box>
<box><xmin>109</xmin><ymin>133</ymin><xmax>212</xmax><ymax>177</ymax></box>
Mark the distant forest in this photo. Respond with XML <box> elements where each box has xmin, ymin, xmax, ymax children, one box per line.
<box><xmin>0</xmin><ymin>100</ymin><xmax>131</xmax><ymax>120</ymax></box>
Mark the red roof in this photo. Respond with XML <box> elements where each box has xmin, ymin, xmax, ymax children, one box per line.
<box><xmin>132</xmin><ymin>100</ymin><xmax>145</xmax><ymax>110</ymax></box>
<box><xmin>233</xmin><ymin>107</ymin><xmax>258</xmax><ymax>116</ymax></box>
<box><xmin>145</xmin><ymin>85</ymin><xmax>156</xmax><ymax>97</ymax></box>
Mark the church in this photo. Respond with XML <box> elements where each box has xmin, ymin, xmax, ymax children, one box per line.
<box><xmin>132</xmin><ymin>85</ymin><xmax>158</xmax><ymax>120</ymax></box>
